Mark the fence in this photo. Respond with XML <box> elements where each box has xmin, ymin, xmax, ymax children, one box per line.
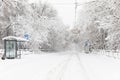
<box><xmin>92</xmin><ymin>50</ymin><xmax>120</xmax><ymax>59</ymax></box>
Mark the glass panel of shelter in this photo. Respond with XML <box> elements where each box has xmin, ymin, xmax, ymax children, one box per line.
<box><xmin>6</xmin><ymin>41</ymin><xmax>16</xmax><ymax>58</ymax></box>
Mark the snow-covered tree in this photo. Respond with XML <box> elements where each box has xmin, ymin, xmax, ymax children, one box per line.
<box><xmin>0</xmin><ymin>0</ymin><xmax>67</xmax><ymax>51</ymax></box>
<box><xmin>77</xmin><ymin>0</ymin><xmax>118</xmax><ymax>50</ymax></box>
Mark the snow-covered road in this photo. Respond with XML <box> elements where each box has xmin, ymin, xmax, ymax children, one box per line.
<box><xmin>0</xmin><ymin>51</ymin><xmax>120</xmax><ymax>80</ymax></box>
<box><xmin>47</xmin><ymin>52</ymin><xmax>90</xmax><ymax>80</ymax></box>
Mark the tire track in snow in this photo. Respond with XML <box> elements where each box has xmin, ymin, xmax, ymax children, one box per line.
<box><xmin>46</xmin><ymin>53</ymin><xmax>73</xmax><ymax>80</ymax></box>
<box><xmin>46</xmin><ymin>52</ymin><xmax>91</xmax><ymax>80</ymax></box>
<box><xmin>75</xmin><ymin>53</ymin><xmax>90</xmax><ymax>80</ymax></box>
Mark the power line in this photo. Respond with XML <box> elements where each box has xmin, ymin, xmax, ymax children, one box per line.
<box><xmin>50</xmin><ymin>3</ymin><xmax>75</xmax><ymax>5</ymax></box>
<box><xmin>44</xmin><ymin>0</ymin><xmax>96</xmax><ymax>27</ymax></box>
<box><xmin>47</xmin><ymin>1</ymin><xmax>80</xmax><ymax>27</ymax></box>
<box><xmin>46</xmin><ymin>1</ymin><xmax>93</xmax><ymax>27</ymax></box>
<box><xmin>48</xmin><ymin>1</ymin><xmax>96</xmax><ymax>6</ymax></box>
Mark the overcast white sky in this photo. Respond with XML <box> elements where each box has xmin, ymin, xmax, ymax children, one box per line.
<box><xmin>29</xmin><ymin>0</ymin><xmax>95</xmax><ymax>27</ymax></box>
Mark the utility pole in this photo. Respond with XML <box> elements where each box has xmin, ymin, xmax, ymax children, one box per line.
<box><xmin>74</xmin><ymin>0</ymin><xmax>78</xmax><ymax>27</ymax></box>
<box><xmin>41</xmin><ymin>0</ymin><xmax>48</xmax><ymax>16</ymax></box>
<box><xmin>74</xmin><ymin>0</ymin><xmax>96</xmax><ymax>28</ymax></box>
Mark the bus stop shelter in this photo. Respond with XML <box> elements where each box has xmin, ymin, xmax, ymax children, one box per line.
<box><xmin>2</xmin><ymin>36</ymin><xmax>28</xmax><ymax>59</ymax></box>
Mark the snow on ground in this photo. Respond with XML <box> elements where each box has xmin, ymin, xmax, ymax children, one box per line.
<box><xmin>80</xmin><ymin>53</ymin><xmax>120</xmax><ymax>80</ymax></box>
<box><xmin>0</xmin><ymin>51</ymin><xmax>120</xmax><ymax>80</ymax></box>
